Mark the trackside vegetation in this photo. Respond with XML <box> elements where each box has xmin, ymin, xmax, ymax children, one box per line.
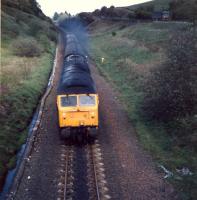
<box><xmin>0</xmin><ymin>1</ymin><xmax>57</xmax><ymax>190</ymax></box>
<box><xmin>90</xmin><ymin>21</ymin><xmax>196</xmax><ymax>199</ymax></box>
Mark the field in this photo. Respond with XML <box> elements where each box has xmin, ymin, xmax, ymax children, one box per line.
<box><xmin>89</xmin><ymin>20</ymin><xmax>196</xmax><ymax>199</ymax></box>
<box><xmin>0</xmin><ymin>4</ymin><xmax>57</xmax><ymax>189</ymax></box>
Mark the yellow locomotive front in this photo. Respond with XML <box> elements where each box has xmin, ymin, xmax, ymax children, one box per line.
<box><xmin>57</xmin><ymin>94</ymin><xmax>99</xmax><ymax>128</ymax></box>
<box><xmin>57</xmin><ymin>94</ymin><xmax>99</xmax><ymax>140</ymax></box>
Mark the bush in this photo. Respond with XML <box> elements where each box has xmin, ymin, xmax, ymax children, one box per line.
<box><xmin>112</xmin><ymin>31</ymin><xmax>116</xmax><ymax>36</ymax></box>
<box><xmin>1</xmin><ymin>12</ymin><xmax>20</xmax><ymax>37</ymax></box>
<box><xmin>12</xmin><ymin>37</ymin><xmax>42</xmax><ymax>57</ymax></box>
<box><xmin>135</xmin><ymin>7</ymin><xmax>152</xmax><ymax>20</ymax></box>
<box><xmin>28</xmin><ymin>18</ymin><xmax>43</xmax><ymax>37</ymax></box>
<box><xmin>170</xmin><ymin>0</ymin><xmax>197</xmax><ymax>24</ymax></box>
<box><xmin>142</xmin><ymin>28</ymin><xmax>197</xmax><ymax>121</ymax></box>
<box><xmin>37</xmin><ymin>34</ymin><xmax>51</xmax><ymax>52</ymax></box>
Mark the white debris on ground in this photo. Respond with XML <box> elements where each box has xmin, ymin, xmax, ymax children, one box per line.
<box><xmin>176</xmin><ymin>167</ymin><xmax>193</xmax><ymax>176</ymax></box>
<box><xmin>159</xmin><ymin>165</ymin><xmax>173</xmax><ymax>179</ymax></box>
<box><xmin>159</xmin><ymin>165</ymin><xmax>194</xmax><ymax>179</ymax></box>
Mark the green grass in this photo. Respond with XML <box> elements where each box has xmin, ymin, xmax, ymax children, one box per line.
<box><xmin>0</xmin><ymin>51</ymin><xmax>54</xmax><ymax>178</ymax></box>
<box><xmin>0</xmin><ymin>4</ymin><xmax>57</xmax><ymax>189</ymax></box>
<box><xmin>90</xmin><ymin>21</ymin><xmax>196</xmax><ymax>200</ymax></box>
<box><xmin>124</xmin><ymin>25</ymin><xmax>168</xmax><ymax>43</ymax></box>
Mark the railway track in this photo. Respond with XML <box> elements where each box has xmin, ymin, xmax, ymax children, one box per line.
<box><xmin>57</xmin><ymin>140</ymin><xmax>110</xmax><ymax>200</ymax></box>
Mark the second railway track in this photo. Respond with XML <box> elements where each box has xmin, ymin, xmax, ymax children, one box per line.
<box><xmin>57</xmin><ymin>140</ymin><xmax>111</xmax><ymax>200</ymax></box>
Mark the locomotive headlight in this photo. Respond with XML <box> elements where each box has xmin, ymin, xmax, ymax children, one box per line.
<box><xmin>90</xmin><ymin>112</ymin><xmax>95</xmax><ymax>118</ymax></box>
<box><xmin>62</xmin><ymin>113</ymin><xmax>66</xmax><ymax>117</ymax></box>
<box><xmin>90</xmin><ymin>112</ymin><xmax>95</xmax><ymax>116</ymax></box>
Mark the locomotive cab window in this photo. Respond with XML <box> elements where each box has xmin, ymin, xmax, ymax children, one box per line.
<box><xmin>61</xmin><ymin>96</ymin><xmax>77</xmax><ymax>107</ymax></box>
<box><xmin>79</xmin><ymin>95</ymin><xmax>96</xmax><ymax>106</ymax></box>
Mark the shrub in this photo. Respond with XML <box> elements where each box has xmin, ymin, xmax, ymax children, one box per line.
<box><xmin>135</xmin><ymin>8</ymin><xmax>152</xmax><ymax>20</ymax></box>
<box><xmin>142</xmin><ymin>28</ymin><xmax>197</xmax><ymax>121</ymax></box>
<box><xmin>1</xmin><ymin>12</ymin><xmax>20</xmax><ymax>37</ymax></box>
<box><xmin>170</xmin><ymin>0</ymin><xmax>197</xmax><ymax>24</ymax></box>
<box><xmin>37</xmin><ymin>34</ymin><xmax>51</xmax><ymax>52</ymax></box>
<box><xmin>48</xmin><ymin>26</ymin><xmax>58</xmax><ymax>42</ymax></box>
<box><xmin>53</xmin><ymin>12</ymin><xmax>59</xmax><ymax>21</ymax></box>
<box><xmin>12</xmin><ymin>37</ymin><xmax>42</xmax><ymax>57</ymax></box>
<box><xmin>28</xmin><ymin>18</ymin><xmax>46</xmax><ymax>38</ymax></box>
<box><xmin>112</xmin><ymin>31</ymin><xmax>116</xmax><ymax>36</ymax></box>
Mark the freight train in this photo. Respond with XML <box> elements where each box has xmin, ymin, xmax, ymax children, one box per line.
<box><xmin>57</xmin><ymin>33</ymin><xmax>99</xmax><ymax>141</ymax></box>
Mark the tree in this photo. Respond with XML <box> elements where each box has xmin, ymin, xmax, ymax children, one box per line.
<box><xmin>135</xmin><ymin>7</ymin><xmax>152</xmax><ymax>19</ymax></box>
<box><xmin>170</xmin><ymin>0</ymin><xmax>197</xmax><ymax>25</ymax></box>
<box><xmin>100</xmin><ymin>6</ymin><xmax>107</xmax><ymax>15</ymax></box>
<box><xmin>110</xmin><ymin>5</ymin><xmax>115</xmax><ymax>10</ymax></box>
<box><xmin>107</xmin><ymin>5</ymin><xmax>116</xmax><ymax>17</ymax></box>
<box><xmin>142</xmin><ymin>29</ymin><xmax>197</xmax><ymax>121</ymax></box>
<box><xmin>53</xmin><ymin>12</ymin><xmax>59</xmax><ymax>21</ymax></box>
<box><xmin>127</xmin><ymin>12</ymin><xmax>135</xmax><ymax>20</ymax></box>
<box><xmin>65</xmin><ymin>11</ymin><xmax>69</xmax><ymax>17</ymax></box>
<box><xmin>93</xmin><ymin>9</ymin><xmax>100</xmax><ymax>16</ymax></box>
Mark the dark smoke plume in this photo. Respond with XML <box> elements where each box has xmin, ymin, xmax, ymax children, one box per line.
<box><xmin>58</xmin><ymin>17</ymin><xmax>88</xmax><ymax>53</ymax></box>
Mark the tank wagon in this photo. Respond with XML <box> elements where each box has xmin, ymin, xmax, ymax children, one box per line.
<box><xmin>57</xmin><ymin>33</ymin><xmax>99</xmax><ymax>141</ymax></box>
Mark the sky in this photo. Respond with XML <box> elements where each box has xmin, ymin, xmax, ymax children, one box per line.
<box><xmin>37</xmin><ymin>0</ymin><xmax>151</xmax><ymax>17</ymax></box>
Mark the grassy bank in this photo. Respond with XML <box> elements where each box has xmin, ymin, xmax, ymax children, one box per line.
<box><xmin>0</xmin><ymin>2</ymin><xmax>57</xmax><ymax>190</ymax></box>
<box><xmin>0</xmin><ymin>45</ymin><xmax>55</xmax><ymax>188</ymax></box>
<box><xmin>90</xmin><ymin>21</ymin><xmax>196</xmax><ymax>199</ymax></box>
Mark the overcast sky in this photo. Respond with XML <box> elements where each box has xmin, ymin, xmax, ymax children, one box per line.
<box><xmin>37</xmin><ymin>0</ymin><xmax>151</xmax><ymax>17</ymax></box>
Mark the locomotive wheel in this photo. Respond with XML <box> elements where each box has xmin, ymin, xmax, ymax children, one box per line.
<box><xmin>88</xmin><ymin>128</ymin><xmax>98</xmax><ymax>144</ymax></box>
<box><xmin>60</xmin><ymin>128</ymin><xmax>70</xmax><ymax>140</ymax></box>
<box><xmin>89</xmin><ymin>128</ymin><xmax>98</xmax><ymax>138</ymax></box>
<box><xmin>70</xmin><ymin>133</ymin><xmax>75</xmax><ymax>143</ymax></box>
<box><xmin>77</xmin><ymin>133</ymin><xmax>82</xmax><ymax>144</ymax></box>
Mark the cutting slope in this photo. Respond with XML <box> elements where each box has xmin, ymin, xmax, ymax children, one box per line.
<box><xmin>0</xmin><ymin>0</ymin><xmax>57</xmax><ymax>191</ymax></box>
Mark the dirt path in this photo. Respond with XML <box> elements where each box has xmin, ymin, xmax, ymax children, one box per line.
<box><xmin>9</xmin><ymin>34</ymin><xmax>177</xmax><ymax>200</ymax></box>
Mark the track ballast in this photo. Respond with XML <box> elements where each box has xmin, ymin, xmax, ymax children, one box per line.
<box><xmin>57</xmin><ymin>140</ymin><xmax>111</xmax><ymax>200</ymax></box>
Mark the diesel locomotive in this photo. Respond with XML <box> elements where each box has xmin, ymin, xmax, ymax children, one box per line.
<box><xmin>57</xmin><ymin>33</ymin><xmax>99</xmax><ymax>140</ymax></box>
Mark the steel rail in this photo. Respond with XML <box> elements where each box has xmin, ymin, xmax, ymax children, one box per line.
<box><xmin>90</xmin><ymin>145</ymin><xmax>101</xmax><ymax>200</ymax></box>
<box><xmin>62</xmin><ymin>144</ymin><xmax>101</xmax><ymax>200</ymax></box>
<box><xmin>63</xmin><ymin>147</ymin><xmax>70</xmax><ymax>200</ymax></box>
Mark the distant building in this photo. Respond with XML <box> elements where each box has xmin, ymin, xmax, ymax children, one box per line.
<box><xmin>152</xmin><ymin>11</ymin><xmax>162</xmax><ymax>21</ymax></box>
<box><xmin>152</xmin><ymin>11</ymin><xmax>170</xmax><ymax>21</ymax></box>
<box><xmin>162</xmin><ymin>11</ymin><xmax>170</xmax><ymax>20</ymax></box>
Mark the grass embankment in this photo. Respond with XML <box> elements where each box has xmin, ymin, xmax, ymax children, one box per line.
<box><xmin>0</xmin><ymin>5</ymin><xmax>57</xmax><ymax>190</ymax></box>
<box><xmin>90</xmin><ymin>21</ymin><xmax>196</xmax><ymax>199</ymax></box>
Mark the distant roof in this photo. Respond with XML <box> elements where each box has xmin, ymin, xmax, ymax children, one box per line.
<box><xmin>152</xmin><ymin>11</ymin><xmax>162</xmax><ymax>18</ymax></box>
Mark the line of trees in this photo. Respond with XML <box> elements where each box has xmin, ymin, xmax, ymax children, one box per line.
<box><xmin>170</xmin><ymin>0</ymin><xmax>197</xmax><ymax>25</ymax></box>
<box><xmin>52</xmin><ymin>11</ymin><xmax>71</xmax><ymax>21</ymax></box>
<box><xmin>90</xmin><ymin>0</ymin><xmax>197</xmax><ymax>23</ymax></box>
